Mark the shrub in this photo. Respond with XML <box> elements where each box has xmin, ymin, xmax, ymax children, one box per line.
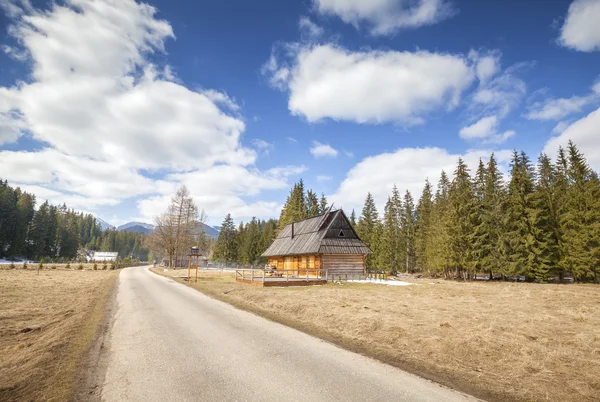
<box><xmin>103</xmin><ymin>263</ymin><xmax>108</xmax><ymax>270</ymax></box>
<box><xmin>93</xmin><ymin>263</ymin><xmax>98</xmax><ymax>270</ymax></box>
<box><xmin>9</xmin><ymin>262</ymin><xmax>15</xmax><ymax>269</ymax></box>
<box><xmin>110</xmin><ymin>263</ymin><xmax>116</xmax><ymax>270</ymax></box>
<box><xmin>51</xmin><ymin>265</ymin><xmax>56</xmax><ymax>270</ymax></box>
<box><xmin>38</xmin><ymin>262</ymin><xmax>44</xmax><ymax>270</ymax></box>
<box><xmin>66</xmin><ymin>262</ymin><xmax>71</xmax><ymax>269</ymax></box>
<box><xmin>78</xmin><ymin>263</ymin><xmax>84</xmax><ymax>270</ymax></box>
<box><xmin>23</xmin><ymin>262</ymin><xmax>28</xmax><ymax>270</ymax></box>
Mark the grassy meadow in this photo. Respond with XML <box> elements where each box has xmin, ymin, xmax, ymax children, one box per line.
<box><xmin>0</xmin><ymin>269</ymin><xmax>118</xmax><ymax>401</ymax></box>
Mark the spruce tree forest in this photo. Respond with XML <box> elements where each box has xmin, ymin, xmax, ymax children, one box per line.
<box><xmin>213</xmin><ymin>141</ymin><xmax>599</xmax><ymax>283</ymax></box>
<box><xmin>0</xmin><ymin>180</ymin><xmax>149</xmax><ymax>262</ymax></box>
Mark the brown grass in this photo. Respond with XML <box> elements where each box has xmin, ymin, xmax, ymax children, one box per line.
<box><xmin>153</xmin><ymin>268</ymin><xmax>600</xmax><ymax>402</ymax></box>
<box><xmin>0</xmin><ymin>263</ymin><xmax>114</xmax><ymax>271</ymax></box>
<box><xmin>0</xmin><ymin>269</ymin><xmax>118</xmax><ymax>401</ymax></box>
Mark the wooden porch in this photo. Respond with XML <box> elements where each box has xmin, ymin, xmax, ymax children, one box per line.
<box><xmin>235</xmin><ymin>269</ymin><xmax>327</xmax><ymax>287</ymax></box>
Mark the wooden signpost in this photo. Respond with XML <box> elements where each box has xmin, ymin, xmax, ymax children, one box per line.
<box><xmin>188</xmin><ymin>247</ymin><xmax>201</xmax><ymax>283</ymax></box>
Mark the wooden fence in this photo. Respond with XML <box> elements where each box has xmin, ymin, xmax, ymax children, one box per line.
<box><xmin>235</xmin><ymin>268</ymin><xmax>324</xmax><ymax>283</ymax></box>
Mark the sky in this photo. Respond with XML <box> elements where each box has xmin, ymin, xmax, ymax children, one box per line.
<box><xmin>1</xmin><ymin>0</ymin><xmax>599</xmax><ymax>227</ymax></box>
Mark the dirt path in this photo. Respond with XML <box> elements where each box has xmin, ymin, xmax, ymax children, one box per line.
<box><xmin>100</xmin><ymin>266</ymin><xmax>479</xmax><ymax>401</ymax></box>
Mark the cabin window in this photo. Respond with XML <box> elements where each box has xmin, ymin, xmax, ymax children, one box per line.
<box><xmin>338</xmin><ymin>230</ymin><xmax>345</xmax><ymax>237</ymax></box>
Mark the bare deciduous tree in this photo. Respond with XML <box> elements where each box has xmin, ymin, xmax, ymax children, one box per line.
<box><xmin>148</xmin><ymin>186</ymin><xmax>204</xmax><ymax>267</ymax></box>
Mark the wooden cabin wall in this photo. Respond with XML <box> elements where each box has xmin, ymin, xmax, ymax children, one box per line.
<box><xmin>267</xmin><ymin>255</ymin><xmax>322</xmax><ymax>277</ymax></box>
<box><xmin>322</xmin><ymin>254</ymin><xmax>364</xmax><ymax>276</ymax></box>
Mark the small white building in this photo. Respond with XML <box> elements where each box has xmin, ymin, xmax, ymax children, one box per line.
<box><xmin>90</xmin><ymin>251</ymin><xmax>119</xmax><ymax>262</ymax></box>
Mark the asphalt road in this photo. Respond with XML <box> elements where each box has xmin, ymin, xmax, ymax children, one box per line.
<box><xmin>101</xmin><ymin>266</ymin><xmax>480</xmax><ymax>402</ymax></box>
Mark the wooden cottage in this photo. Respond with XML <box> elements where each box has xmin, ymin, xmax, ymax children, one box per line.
<box><xmin>261</xmin><ymin>209</ymin><xmax>372</xmax><ymax>279</ymax></box>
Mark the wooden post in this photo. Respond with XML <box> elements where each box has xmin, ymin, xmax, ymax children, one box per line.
<box><xmin>242</xmin><ymin>270</ymin><xmax>245</xmax><ymax>281</ymax></box>
<box><xmin>251</xmin><ymin>270</ymin><xmax>254</xmax><ymax>281</ymax></box>
<box><xmin>262</xmin><ymin>269</ymin><xmax>265</xmax><ymax>283</ymax></box>
<box><xmin>306</xmin><ymin>270</ymin><xmax>309</xmax><ymax>282</ymax></box>
<box><xmin>286</xmin><ymin>270</ymin><xmax>289</xmax><ymax>282</ymax></box>
<box><xmin>325</xmin><ymin>269</ymin><xmax>328</xmax><ymax>281</ymax></box>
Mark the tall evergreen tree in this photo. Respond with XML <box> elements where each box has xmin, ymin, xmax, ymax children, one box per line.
<box><xmin>426</xmin><ymin>171</ymin><xmax>452</xmax><ymax>277</ymax></box>
<box><xmin>447</xmin><ymin>158</ymin><xmax>476</xmax><ymax>279</ymax></box>
<box><xmin>380</xmin><ymin>196</ymin><xmax>401</xmax><ymax>275</ymax></box>
<box><xmin>213</xmin><ymin>214</ymin><xmax>237</xmax><ymax>264</ymax></box>
<box><xmin>319</xmin><ymin>193</ymin><xmax>328</xmax><ymax>214</ymax></box>
<box><xmin>415</xmin><ymin>179</ymin><xmax>433</xmax><ymax>273</ymax></box>
<box><xmin>560</xmin><ymin>142</ymin><xmax>600</xmax><ymax>281</ymax></box>
<box><xmin>306</xmin><ymin>190</ymin><xmax>320</xmax><ymax>217</ymax></box>
<box><xmin>401</xmin><ymin>190</ymin><xmax>416</xmax><ymax>273</ymax></box>
<box><xmin>356</xmin><ymin>192</ymin><xmax>379</xmax><ymax>271</ymax></box>
<box><xmin>349</xmin><ymin>209</ymin><xmax>357</xmax><ymax>227</ymax></box>
<box><xmin>533</xmin><ymin>153</ymin><xmax>561</xmax><ymax>281</ymax></box>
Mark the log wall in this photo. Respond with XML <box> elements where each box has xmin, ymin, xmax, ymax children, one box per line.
<box><xmin>321</xmin><ymin>254</ymin><xmax>365</xmax><ymax>276</ymax></box>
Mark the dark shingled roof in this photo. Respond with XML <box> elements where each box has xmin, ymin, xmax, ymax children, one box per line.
<box><xmin>261</xmin><ymin>210</ymin><xmax>372</xmax><ymax>257</ymax></box>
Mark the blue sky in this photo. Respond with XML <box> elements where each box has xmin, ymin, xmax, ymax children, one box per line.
<box><xmin>1</xmin><ymin>0</ymin><xmax>599</xmax><ymax>226</ymax></box>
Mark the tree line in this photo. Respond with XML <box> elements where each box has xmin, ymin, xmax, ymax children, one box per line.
<box><xmin>355</xmin><ymin>141</ymin><xmax>599</xmax><ymax>282</ymax></box>
<box><xmin>0</xmin><ymin>180</ymin><xmax>149</xmax><ymax>261</ymax></box>
<box><xmin>211</xmin><ymin>180</ymin><xmax>329</xmax><ymax>266</ymax></box>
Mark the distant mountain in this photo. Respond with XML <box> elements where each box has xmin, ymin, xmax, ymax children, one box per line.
<box><xmin>115</xmin><ymin>221</ymin><xmax>220</xmax><ymax>239</ymax></box>
<box><xmin>118</xmin><ymin>221</ymin><xmax>153</xmax><ymax>232</ymax></box>
<box><xmin>212</xmin><ymin>225</ymin><xmax>221</xmax><ymax>232</ymax></box>
<box><xmin>96</xmin><ymin>217</ymin><xmax>115</xmax><ymax>231</ymax></box>
<box><xmin>201</xmin><ymin>223</ymin><xmax>220</xmax><ymax>239</ymax></box>
<box><xmin>120</xmin><ymin>224</ymin><xmax>151</xmax><ymax>234</ymax></box>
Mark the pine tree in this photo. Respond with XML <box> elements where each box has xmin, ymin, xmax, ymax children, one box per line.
<box><xmin>560</xmin><ymin>142</ymin><xmax>600</xmax><ymax>281</ymax></box>
<box><xmin>415</xmin><ymin>179</ymin><xmax>433</xmax><ymax>273</ymax></box>
<box><xmin>401</xmin><ymin>190</ymin><xmax>416</xmax><ymax>273</ymax></box>
<box><xmin>447</xmin><ymin>158</ymin><xmax>476</xmax><ymax>279</ymax></box>
<box><xmin>356</xmin><ymin>193</ymin><xmax>379</xmax><ymax>271</ymax></box>
<box><xmin>426</xmin><ymin>171</ymin><xmax>451</xmax><ymax>277</ymax></box>
<box><xmin>306</xmin><ymin>190</ymin><xmax>320</xmax><ymax>217</ymax></box>
<box><xmin>349</xmin><ymin>209</ymin><xmax>357</xmax><ymax>227</ymax></box>
<box><xmin>502</xmin><ymin>151</ymin><xmax>545</xmax><ymax>280</ymax></box>
<box><xmin>240</xmin><ymin>217</ymin><xmax>261</xmax><ymax>265</ymax></box>
<box><xmin>380</xmin><ymin>197</ymin><xmax>401</xmax><ymax>275</ymax></box>
<box><xmin>278</xmin><ymin>180</ymin><xmax>308</xmax><ymax>230</ymax></box>
<box><xmin>474</xmin><ymin>154</ymin><xmax>507</xmax><ymax>279</ymax></box>
<box><xmin>213</xmin><ymin>214</ymin><xmax>237</xmax><ymax>264</ymax></box>
<box><xmin>533</xmin><ymin>153</ymin><xmax>561</xmax><ymax>281</ymax></box>
<box><xmin>319</xmin><ymin>193</ymin><xmax>328</xmax><ymax>214</ymax></box>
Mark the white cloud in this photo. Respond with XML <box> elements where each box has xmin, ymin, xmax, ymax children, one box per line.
<box><xmin>310</xmin><ymin>141</ymin><xmax>339</xmax><ymax>158</ymax></box>
<box><xmin>299</xmin><ymin>16</ymin><xmax>324</xmax><ymax>39</ymax></box>
<box><xmin>527</xmin><ymin>95</ymin><xmax>596</xmax><ymax>120</ymax></box>
<box><xmin>470</xmin><ymin>61</ymin><xmax>528</xmax><ymax>118</ymax></box>
<box><xmin>459</xmin><ymin>116</ymin><xmax>497</xmax><ymax>139</ymax></box>
<box><xmin>552</xmin><ymin>121</ymin><xmax>571</xmax><ymax>134</ymax></box>
<box><xmin>265</xmin><ymin>44</ymin><xmax>474</xmax><ymax>124</ymax></box>
<box><xmin>317</xmin><ymin>175</ymin><xmax>332</xmax><ymax>182</ymax></box>
<box><xmin>0</xmin><ymin>148</ymin><xmax>169</xmax><ymax>200</ymax></box>
<box><xmin>137</xmin><ymin>164</ymin><xmax>305</xmax><ymax>221</ymax></box>
<box><xmin>469</xmin><ymin>49</ymin><xmax>501</xmax><ymax>84</ymax></box>
<box><xmin>0</xmin><ymin>0</ymin><xmax>300</xmax><ymax>222</ymax></box>
<box><xmin>459</xmin><ymin>115</ymin><xmax>515</xmax><ymax>144</ymax></box>
<box><xmin>544</xmin><ymin>106</ymin><xmax>600</xmax><ymax>170</ymax></box>
<box><xmin>0</xmin><ymin>112</ymin><xmax>24</xmax><ymax>145</ymax></box>
<box><xmin>559</xmin><ymin>0</ymin><xmax>600</xmax><ymax>52</ymax></box>
<box><xmin>314</xmin><ymin>0</ymin><xmax>455</xmax><ymax>35</ymax></box>
<box><xmin>526</xmin><ymin>79</ymin><xmax>600</xmax><ymax>121</ymax></box>
<box><xmin>330</xmin><ymin>147</ymin><xmax>512</xmax><ymax>213</ymax></box>
<box><xmin>252</xmin><ymin>139</ymin><xmax>274</xmax><ymax>154</ymax></box>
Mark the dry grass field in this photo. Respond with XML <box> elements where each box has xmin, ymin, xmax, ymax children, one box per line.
<box><xmin>154</xmin><ymin>268</ymin><xmax>600</xmax><ymax>402</ymax></box>
<box><xmin>0</xmin><ymin>269</ymin><xmax>118</xmax><ymax>402</ymax></box>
